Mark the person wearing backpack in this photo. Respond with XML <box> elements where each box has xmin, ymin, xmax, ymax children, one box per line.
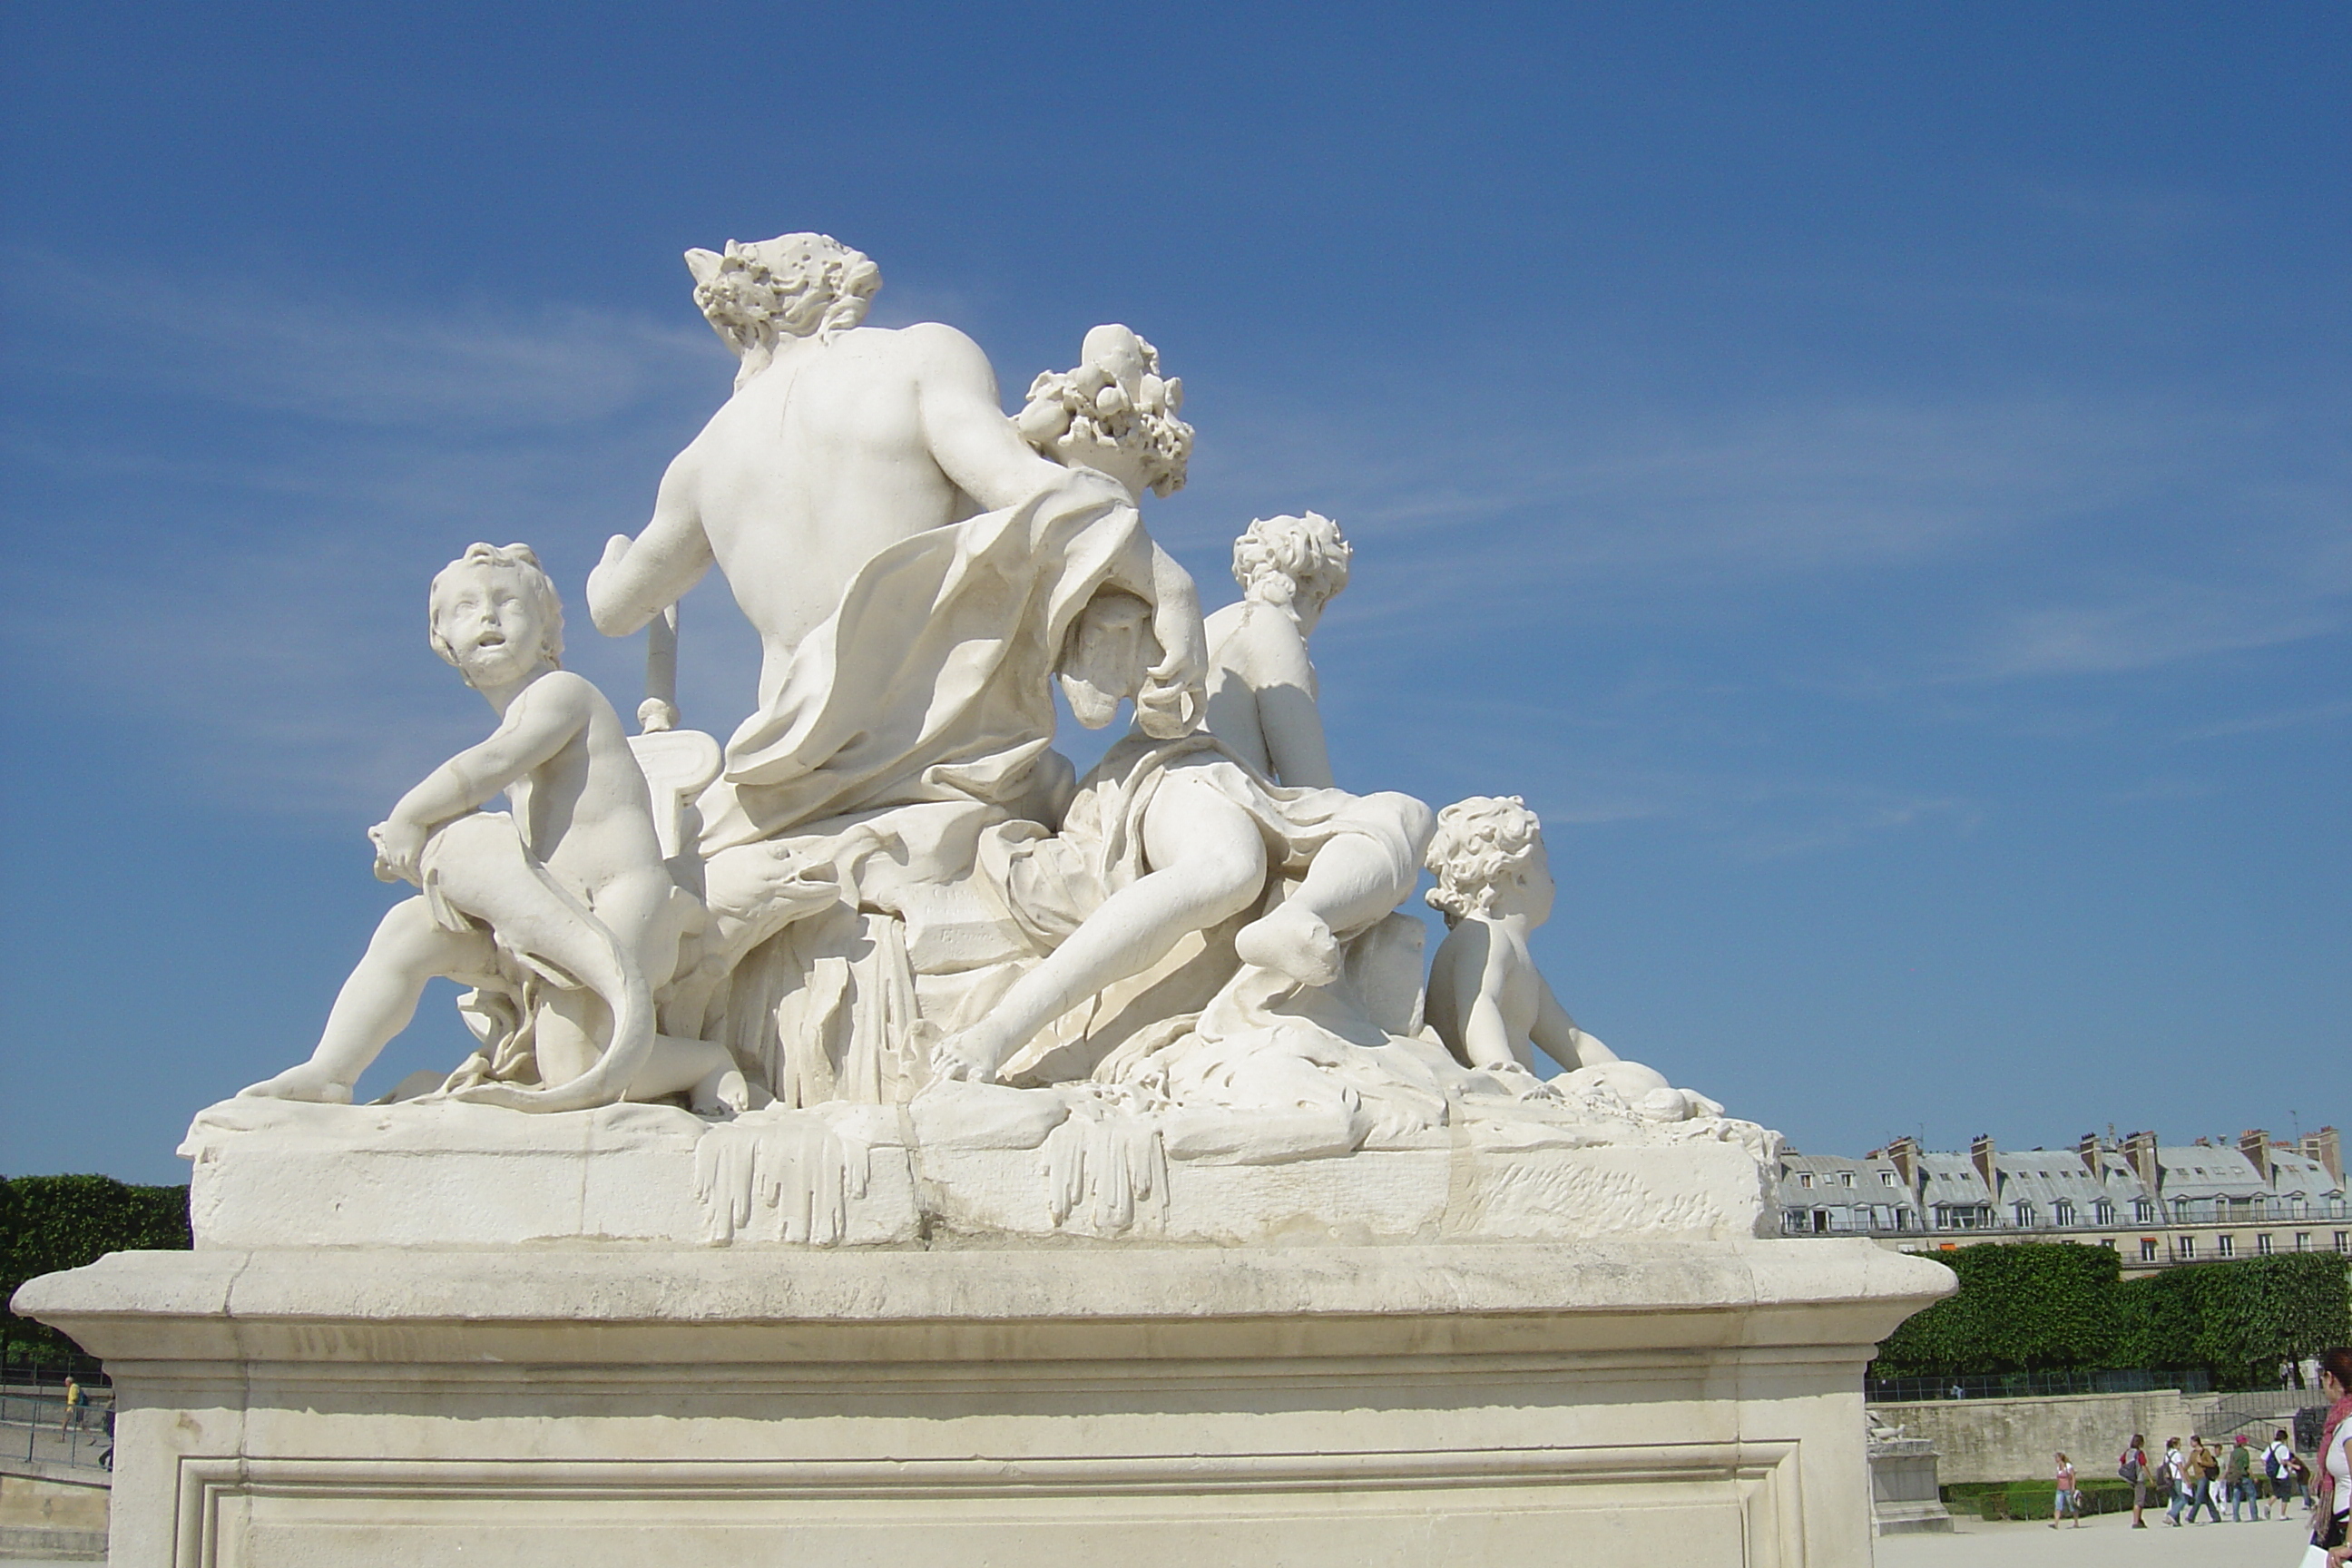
<box><xmin>2266</xmin><ymin>1428</ymin><xmax>2293</xmax><ymax>1519</ymax></box>
<box><xmin>2164</xmin><ymin>1436</ymin><xmax>2192</xmax><ymax>1525</ymax></box>
<box><xmin>2186</xmin><ymin>1435</ymin><xmax>2223</xmax><ymax>1524</ymax></box>
<box><xmin>2122</xmin><ymin>1434</ymin><xmax>2153</xmax><ymax>1528</ymax></box>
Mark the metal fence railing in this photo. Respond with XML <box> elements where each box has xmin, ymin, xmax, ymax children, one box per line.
<box><xmin>0</xmin><ymin>1375</ymin><xmax>116</xmax><ymax>1471</ymax></box>
<box><xmin>1866</xmin><ymin>1367</ymin><xmax>2212</xmax><ymax>1404</ymax></box>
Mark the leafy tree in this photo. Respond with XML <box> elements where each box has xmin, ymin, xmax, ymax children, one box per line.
<box><xmin>1873</xmin><ymin>1242</ymin><xmax>2122</xmax><ymax>1377</ymax></box>
<box><xmin>2118</xmin><ymin>1254</ymin><xmax>2352</xmax><ymax>1390</ymax></box>
<box><xmin>1872</xmin><ymin>1240</ymin><xmax>2352</xmax><ymax>1389</ymax></box>
<box><xmin>2</xmin><ymin>1175</ymin><xmax>191</xmax><ymax>1366</ymax></box>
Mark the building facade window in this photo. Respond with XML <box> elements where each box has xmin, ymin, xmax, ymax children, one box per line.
<box><xmin>2094</xmin><ymin>1200</ymin><xmax>2115</xmax><ymax>1225</ymax></box>
<box><xmin>2141</xmin><ymin>1239</ymin><xmax>2159</xmax><ymax>1262</ymax></box>
<box><xmin>2178</xmin><ymin>1236</ymin><xmax>2197</xmax><ymax>1259</ymax></box>
<box><xmin>2297</xmin><ymin>1233</ymin><xmax>2310</xmax><ymax>1252</ymax></box>
<box><xmin>1840</xmin><ymin>1171</ymin><xmax>1855</xmax><ymax>1187</ymax></box>
<box><xmin>1880</xmin><ymin>1171</ymin><xmax>1897</xmax><ymax>1187</ymax></box>
<box><xmin>2258</xmin><ymin>1234</ymin><xmax>2274</xmax><ymax>1256</ymax></box>
<box><xmin>2135</xmin><ymin>1200</ymin><xmax>2156</xmax><ymax>1224</ymax></box>
<box><xmin>2216</xmin><ymin>1234</ymin><xmax>2234</xmax><ymax>1258</ymax></box>
<box><xmin>2053</xmin><ymin>1200</ymin><xmax>2075</xmax><ymax>1227</ymax></box>
<box><xmin>2337</xmin><ymin>1232</ymin><xmax>2348</xmax><ymax>1254</ymax></box>
<box><xmin>2014</xmin><ymin>1202</ymin><xmax>2036</xmax><ymax>1228</ymax></box>
<box><xmin>1798</xmin><ymin>1171</ymin><xmax>1813</xmax><ymax>1189</ymax></box>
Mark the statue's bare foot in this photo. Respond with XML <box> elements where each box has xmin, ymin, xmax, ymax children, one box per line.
<box><xmin>238</xmin><ymin>1063</ymin><xmax>355</xmax><ymax>1103</ymax></box>
<box><xmin>690</xmin><ymin>1068</ymin><xmax>753</xmax><ymax>1117</ymax></box>
<box><xmin>1234</xmin><ymin>902</ymin><xmax>1344</xmax><ymax>988</ymax></box>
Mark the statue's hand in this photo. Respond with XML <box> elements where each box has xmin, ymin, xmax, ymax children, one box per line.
<box><xmin>368</xmin><ymin>817</ymin><xmax>427</xmax><ymax>886</ymax></box>
<box><xmin>1133</xmin><ymin>677</ymin><xmax>1203</xmax><ymax>740</ymax></box>
<box><xmin>1138</xmin><ymin>602</ymin><xmax>1208</xmax><ymax>740</ymax></box>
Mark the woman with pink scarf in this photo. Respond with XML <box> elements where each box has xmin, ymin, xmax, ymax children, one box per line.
<box><xmin>2309</xmin><ymin>1347</ymin><xmax>2352</xmax><ymax>1568</ymax></box>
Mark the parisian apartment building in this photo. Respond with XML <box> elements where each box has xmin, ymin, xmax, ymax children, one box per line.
<box><xmin>1775</xmin><ymin>1126</ymin><xmax>2347</xmax><ymax>1277</ymax></box>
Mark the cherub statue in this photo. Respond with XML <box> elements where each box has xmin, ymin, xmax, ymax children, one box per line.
<box><xmin>1423</xmin><ymin>796</ymin><xmax>1717</xmax><ymax>1119</ymax></box>
<box><xmin>933</xmin><ymin>585</ymin><xmax>1429</xmax><ymax>1083</ymax></box>
<box><xmin>1423</xmin><ymin>796</ymin><xmax>1615</xmax><ymax>1080</ymax></box>
<box><xmin>240</xmin><ymin>544</ymin><xmax>738</xmax><ymax>1112</ymax></box>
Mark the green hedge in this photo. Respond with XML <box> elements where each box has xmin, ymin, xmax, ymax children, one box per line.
<box><xmin>1945</xmin><ymin>1478</ymin><xmax>2136</xmax><ymax>1520</ymax></box>
<box><xmin>2</xmin><ymin>1175</ymin><xmax>192</xmax><ymax>1366</ymax></box>
<box><xmin>1874</xmin><ymin>1241</ymin><xmax>2351</xmax><ymax>1390</ymax></box>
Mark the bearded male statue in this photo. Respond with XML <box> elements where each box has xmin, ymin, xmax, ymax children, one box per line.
<box><xmin>585</xmin><ymin>234</ymin><xmax>1205</xmax><ymax>856</ymax></box>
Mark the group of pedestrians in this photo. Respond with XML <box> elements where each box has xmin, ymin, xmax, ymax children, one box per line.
<box><xmin>2108</xmin><ymin>1347</ymin><xmax>2352</xmax><ymax>1566</ymax></box>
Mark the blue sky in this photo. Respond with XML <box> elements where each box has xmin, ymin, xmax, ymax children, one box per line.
<box><xmin>3</xmin><ymin>4</ymin><xmax>2345</xmax><ymax>1182</ymax></box>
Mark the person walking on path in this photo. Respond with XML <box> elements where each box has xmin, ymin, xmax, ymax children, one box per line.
<box><xmin>2269</xmin><ymin>1427</ymin><xmax>2300</xmax><ymax>1519</ymax></box>
<box><xmin>59</xmin><ymin>1376</ymin><xmax>82</xmax><ymax>1435</ymax></box>
<box><xmin>2122</xmin><ymin>1433</ymin><xmax>2153</xmax><ymax>1528</ymax></box>
<box><xmin>2185</xmin><ymin>1434</ymin><xmax>2223</xmax><ymax>1524</ymax></box>
<box><xmin>2051</xmin><ymin>1453</ymin><xmax>2082</xmax><ymax>1528</ymax></box>
<box><xmin>2310</xmin><ymin>1347</ymin><xmax>2352</xmax><ymax>1567</ymax></box>
<box><xmin>2223</xmin><ymin>1433</ymin><xmax>2255</xmax><ymax>1520</ymax></box>
<box><xmin>2164</xmin><ymin>1436</ymin><xmax>2190</xmax><ymax>1525</ymax></box>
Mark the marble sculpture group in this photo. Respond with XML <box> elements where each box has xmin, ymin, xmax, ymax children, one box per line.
<box><xmin>219</xmin><ymin>232</ymin><xmax>1771</xmax><ymax>1243</ymax></box>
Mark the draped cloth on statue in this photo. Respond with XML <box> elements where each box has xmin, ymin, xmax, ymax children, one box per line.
<box><xmin>698</xmin><ymin>477</ymin><xmax>1142</xmax><ymax>855</ymax></box>
<box><xmin>975</xmin><ymin>730</ymin><xmax>1426</xmax><ymax>956</ymax></box>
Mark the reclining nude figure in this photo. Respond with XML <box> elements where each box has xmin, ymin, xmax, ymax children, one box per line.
<box><xmin>932</xmin><ymin>587</ymin><xmax>1433</xmax><ymax>1083</ymax></box>
<box><xmin>240</xmin><ymin>545</ymin><xmax>737</xmax><ymax>1112</ymax></box>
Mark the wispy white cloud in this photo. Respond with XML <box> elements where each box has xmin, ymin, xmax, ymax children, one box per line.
<box><xmin>5</xmin><ymin>250</ymin><xmax>726</xmax><ymax>432</ymax></box>
<box><xmin>1965</xmin><ymin>582</ymin><xmax>2343</xmax><ymax>680</ymax></box>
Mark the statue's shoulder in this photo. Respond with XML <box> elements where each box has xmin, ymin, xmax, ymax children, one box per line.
<box><xmin>1223</xmin><ymin>600</ymin><xmax>1312</xmax><ymax>674</ymax></box>
<box><xmin>884</xmin><ymin>319</ymin><xmax>995</xmax><ymax>377</ymax></box>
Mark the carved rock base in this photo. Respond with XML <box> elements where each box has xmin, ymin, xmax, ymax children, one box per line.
<box><xmin>18</xmin><ymin>1240</ymin><xmax>1952</xmax><ymax>1567</ymax></box>
<box><xmin>179</xmin><ymin>1096</ymin><xmax>1777</xmax><ymax>1248</ymax></box>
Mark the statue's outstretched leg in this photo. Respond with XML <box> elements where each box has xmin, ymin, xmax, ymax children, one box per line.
<box><xmin>241</xmin><ymin>898</ymin><xmax>498</xmax><ymax>1102</ymax></box>
<box><xmin>935</xmin><ymin>776</ymin><xmax>1268</xmax><ymax>1083</ymax></box>
<box><xmin>1235</xmin><ymin>792</ymin><xmax>1435</xmax><ymax>987</ymax></box>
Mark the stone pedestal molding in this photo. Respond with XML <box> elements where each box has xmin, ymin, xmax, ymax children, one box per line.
<box><xmin>18</xmin><ymin>1239</ymin><xmax>1950</xmax><ymax>1567</ymax></box>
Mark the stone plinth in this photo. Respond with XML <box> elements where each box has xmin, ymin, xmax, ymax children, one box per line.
<box><xmin>180</xmin><ymin>1097</ymin><xmax>1777</xmax><ymax>1249</ymax></box>
<box><xmin>1865</xmin><ymin>1436</ymin><xmax>1953</xmax><ymax>1535</ymax></box>
<box><xmin>16</xmin><ymin>1239</ymin><xmax>1951</xmax><ymax>1568</ymax></box>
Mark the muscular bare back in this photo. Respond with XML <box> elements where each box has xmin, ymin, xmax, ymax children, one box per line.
<box><xmin>591</xmin><ymin>321</ymin><xmax>1077</xmax><ymax>693</ymax></box>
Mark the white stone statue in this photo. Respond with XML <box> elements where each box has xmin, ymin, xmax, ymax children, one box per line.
<box><xmin>1425</xmin><ymin>795</ymin><xmax>1718</xmax><ymax>1120</ymax></box>
<box><xmin>930</xmin><ymin>583</ymin><xmax>1430</xmax><ymax>1083</ymax></box>
<box><xmin>239</xmin><ymin>544</ymin><xmax>739</xmax><ymax>1112</ymax></box>
<box><xmin>583</xmin><ymin>236</ymin><xmax>1206</xmax><ymax>855</ymax></box>
<box><xmin>1014</xmin><ymin>323</ymin><xmax>1191</xmax><ymax>502</ymax></box>
<box><xmin>191</xmin><ymin>238</ymin><xmax>1769</xmax><ymax>1252</ymax></box>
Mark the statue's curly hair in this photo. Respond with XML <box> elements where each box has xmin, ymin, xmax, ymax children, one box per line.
<box><xmin>428</xmin><ymin>543</ymin><xmax>564</xmax><ymax>675</ymax></box>
<box><xmin>1231</xmin><ymin>512</ymin><xmax>1350</xmax><ymax>609</ymax></box>
<box><xmin>1425</xmin><ymin>795</ymin><xmax>1544</xmax><ymax>921</ymax></box>
<box><xmin>691</xmin><ymin>234</ymin><xmax>880</xmax><ymax>375</ymax></box>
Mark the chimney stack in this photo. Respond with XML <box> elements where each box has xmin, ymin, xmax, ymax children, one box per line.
<box><xmin>2303</xmin><ymin>1127</ymin><xmax>2344</xmax><ymax>1190</ymax></box>
<box><xmin>1970</xmin><ymin>1133</ymin><xmax>1999</xmax><ymax>1195</ymax></box>
<box><xmin>1881</xmin><ymin>1136</ymin><xmax>1922</xmax><ymax>1194</ymax></box>
<box><xmin>2238</xmin><ymin>1129</ymin><xmax>2274</xmax><ymax>1186</ymax></box>
<box><xmin>2122</xmin><ymin>1130</ymin><xmax>2161</xmax><ymax>1195</ymax></box>
<box><xmin>2076</xmin><ymin>1132</ymin><xmax>2105</xmax><ymax>1176</ymax></box>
